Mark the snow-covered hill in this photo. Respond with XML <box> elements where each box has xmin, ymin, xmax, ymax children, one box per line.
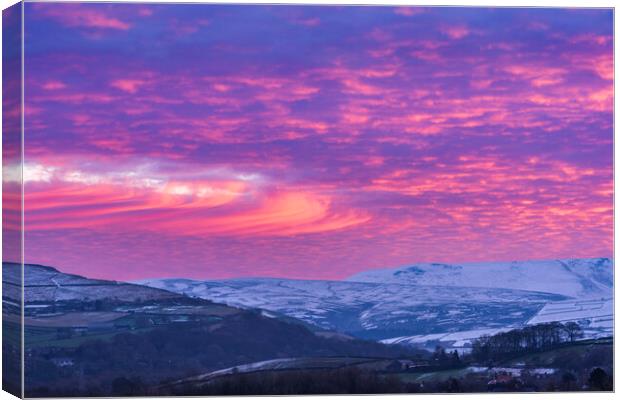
<box><xmin>137</xmin><ymin>278</ymin><xmax>565</xmax><ymax>340</ymax></box>
<box><xmin>347</xmin><ymin>258</ymin><xmax>613</xmax><ymax>299</ymax></box>
<box><xmin>138</xmin><ymin>258</ymin><xmax>613</xmax><ymax>348</ymax></box>
<box><xmin>3</xmin><ymin>262</ymin><xmax>182</xmax><ymax>304</ymax></box>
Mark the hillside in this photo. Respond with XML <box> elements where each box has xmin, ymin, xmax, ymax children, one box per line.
<box><xmin>138</xmin><ymin>277</ymin><xmax>566</xmax><ymax>341</ymax></box>
<box><xmin>1</xmin><ymin>262</ymin><xmax>420</xmax><ymax>397</ymax></box>
<box><xmin>139</xmin><ymin>258</ymin><xmax>613</xmax><ymax>349</ymax></box>
<box><xmin>3</xmin><ymin>262</ymin><xmax>181</xmax><ymax>304</ymax></box>
<box><xmin>346</xmin><ymin>258</ymin><xmax>613</xmax><ymax>299</ymax></box>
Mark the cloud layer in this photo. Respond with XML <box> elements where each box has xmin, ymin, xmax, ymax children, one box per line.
<box><xmin>19</xmin><ymin>4</ymin><xmax>613</xmax><ymax>280</ymax></box>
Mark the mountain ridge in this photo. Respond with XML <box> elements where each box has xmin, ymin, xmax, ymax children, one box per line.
<box><xmin>137</xmin><ymin>258</ymin><xmax>613</xmax><ymax>346</ymax></box>
<box><xmin>346</xmin><ymin>258</ymin><xmax>613</xmax><ymax>298</ymax></box>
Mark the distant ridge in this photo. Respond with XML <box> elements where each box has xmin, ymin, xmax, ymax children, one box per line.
<box><xmin>139</xmin><ymin>258</ymin><xmax>613</xmax><ymax>346</ymax></box>
<box><xmin>346</xmin><ymin>258</ymin><xmax>613</xmax><ymax>299</ymax></box>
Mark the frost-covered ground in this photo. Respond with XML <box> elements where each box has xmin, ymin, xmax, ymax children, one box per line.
<box><xmin>381</xmin><ymin>327</ymin><xmax>514</xmax><ymax>350</ymax></box>
<box><xmin>526</xmin><ymin>297</ymin><xmax>613</xmax><ymax>339</ymax></box>
<box><xmin>137</xmin><ymin>278</ymin><xmax>565</xmax><ymax>336</ymax></box>
<box><xmin>139</xmin><ymin>258</ymin><xmax>613</xmax><ymax>348</ymax></box>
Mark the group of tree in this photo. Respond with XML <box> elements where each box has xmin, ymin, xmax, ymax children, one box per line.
<box><xmin>163</xmin><ymin>365</ymin><xmax>614</xmax><ymax>395</ymax></box>
<box><xmin>169</xmin><ymin>367</ymin><xmax>413</xmax><ymax>396</ymax></box>
<box><xmin>471</xmin><ymin>322</ymin><xmax>583</xmax><ymax>362</ymax></box>
<box><xmin>588</xmin><ymin>367</ymin><xmax>613</xmax><ymax>391</ymax></box>
<box><xmin>432</xmin><ymin>346</ymin><xmax>462</xmax><ymax>367</ymax></box>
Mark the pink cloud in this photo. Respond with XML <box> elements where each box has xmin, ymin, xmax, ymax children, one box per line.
<box><xmin>21</xmin><ymin>161</ymin><xmax>369</xmax><ymax>238</ymax></box>
<box><xmin>153</xmin><ymin>191</ymin><xmax>369</xmax><ymax>237</ymax></box>
<box><xmin>296</xmin><ymin>17</ymin><xmax>320</xmax><ymax>27</ymax></box>
<box><xmin>137</xmin><ymin>7</ymin><xmax>154</xmax><ymax>17</ymax></box>
<box><xmin>441</xmin><ymin>24</ymin><xmax>470</xmax><ymax>39</ymax></box>
<box><xmin>168</xmin><ymin>18</ymin><xmax>210</xmax><ymax>37</ymax></box>
<box><xmin>110</xmin><ymin>79</ymin><xmax>145</xmax><ymax>94</ymax></box>
<box><xmin>21</xmin><ymin>5</ymin><xmax>612</xmax><ymax>279</ymax></box>
<box><xmin>42</xmin><ymin>81</ymin><xmax>67</xmax><ymax>90</ymax></box>
<box><xmin>394</xmin><ymin>7</ymin><xmax>425</xmax><ymax>17</ymax></box>
<box><xmin>34</xmin><ymin>4</ymin><xmax>131</xmax><ymax>30</ymax></box>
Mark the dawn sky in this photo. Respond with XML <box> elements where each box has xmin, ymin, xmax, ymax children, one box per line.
<box><xmin>15</xmin><ymin>4</ymin><xmax>613</xmax><ymax>281</ymax></box>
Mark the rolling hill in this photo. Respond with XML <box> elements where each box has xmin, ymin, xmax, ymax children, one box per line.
<box><xmin>139</xmin><ymin>258</ymin><xmax>613</xmax><ymax>349</ymax></box>
<box><xmin>3</xmin><ymin>262</ymin><xmax>182</xmax><ymax>305</ymax></box>
<box><xmin>2</xmin><ymin>262</ymin><xmax>421</xmax><ymax>397</ymax></box>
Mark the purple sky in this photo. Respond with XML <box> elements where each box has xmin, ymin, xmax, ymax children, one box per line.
<box><xmin>13</xmin><ymin>4</ymin><xmax>613</xmax><ymax>281</ymax></box>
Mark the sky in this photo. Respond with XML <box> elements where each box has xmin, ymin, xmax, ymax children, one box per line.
<box><xmin>10</xmin><ymin>4</ymin><xmax>613</xmax><ymax>281</ymax></box>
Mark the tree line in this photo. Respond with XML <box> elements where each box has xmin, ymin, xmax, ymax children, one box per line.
<box><xmin>471</xmin><ymin>321</ymin><xmax>583</xmax><ymax>362</ymax></box>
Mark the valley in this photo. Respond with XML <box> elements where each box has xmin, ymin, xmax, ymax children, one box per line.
<box><xmin>2</xmin><ymin>258</ymin><xmax>613</xmax><ymax>396</ymax></box>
